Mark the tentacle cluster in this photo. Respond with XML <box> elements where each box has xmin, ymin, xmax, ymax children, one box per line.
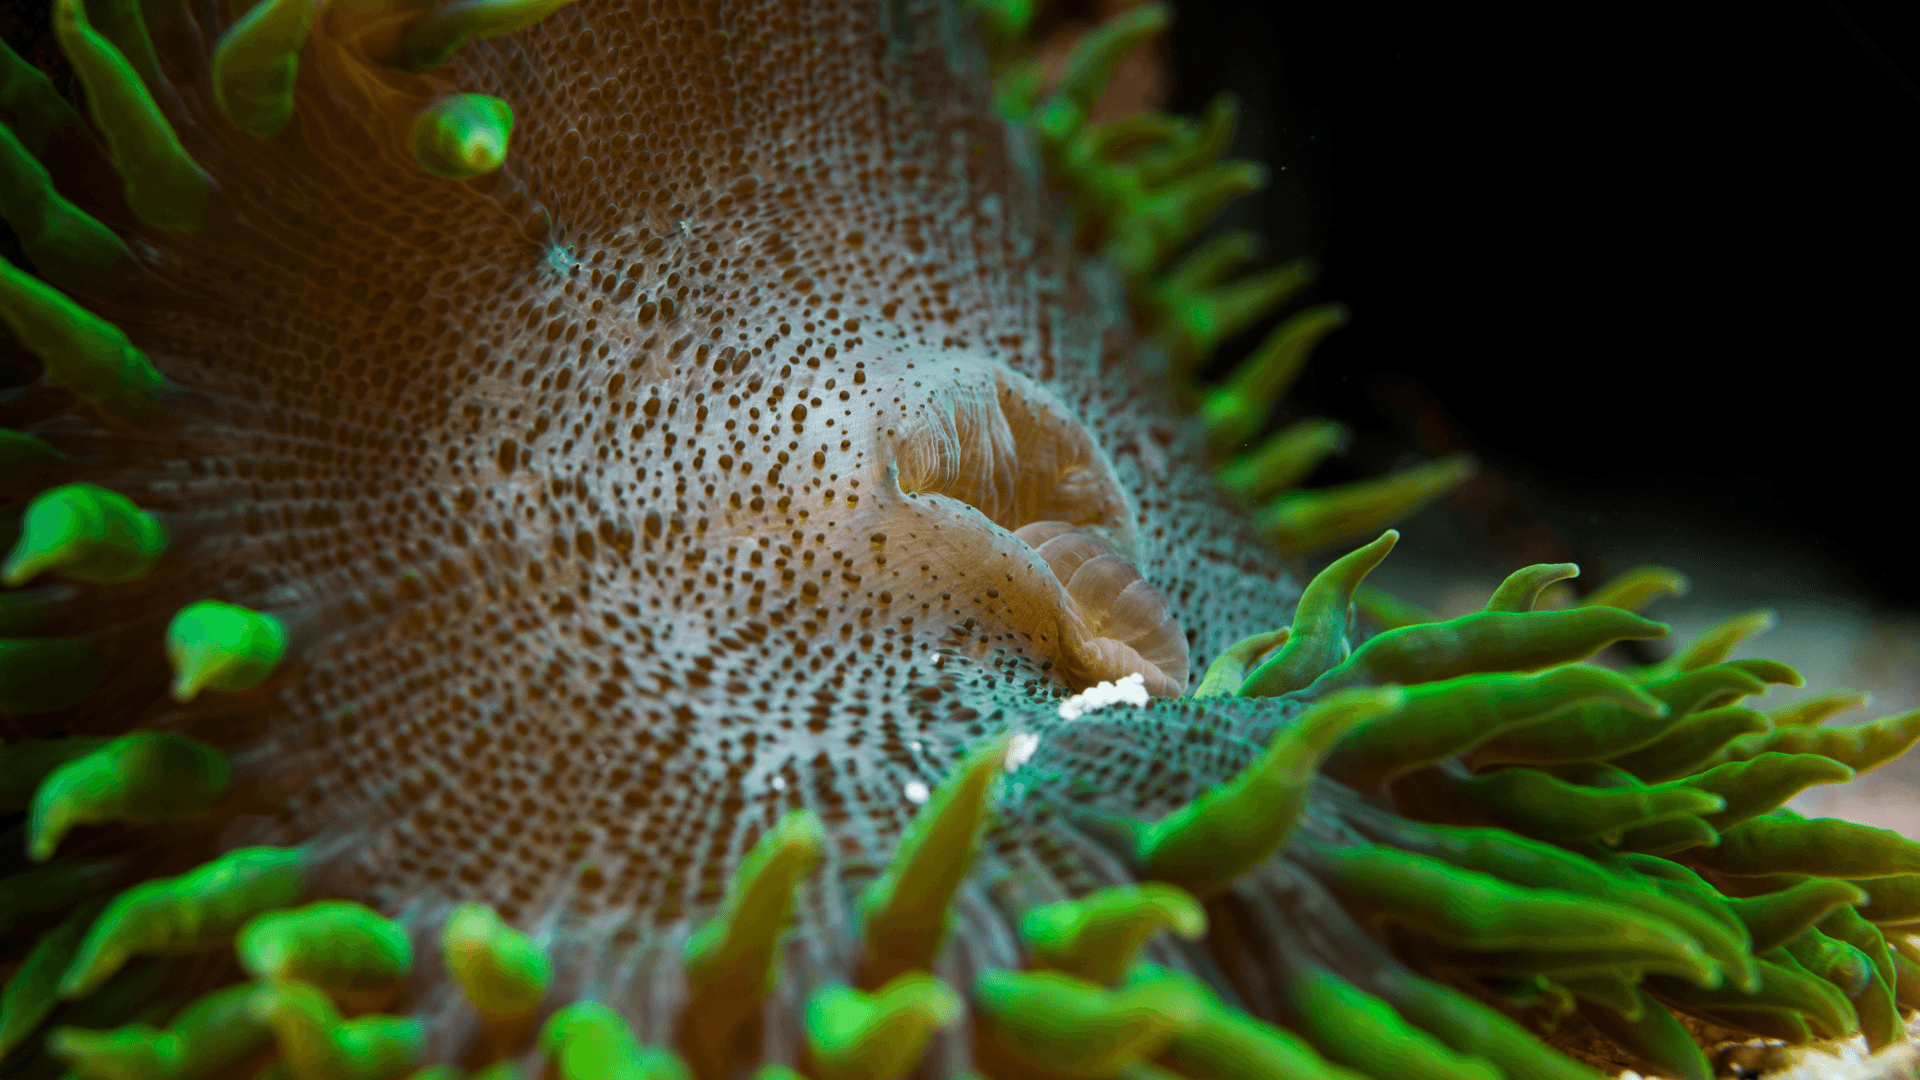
<box><xmin>2</xmin><ymin>0</ymin><xmax>1917</xmax><ymax>1079</ymax></box>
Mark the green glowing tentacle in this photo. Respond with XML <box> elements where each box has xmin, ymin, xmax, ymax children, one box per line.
<box><xmin>1309</xmin><ymin>607</ymin><xmax>1671</xmax><ymax>695</ymax></box>
<box><xmin>1105</xmin><ymin>160</ymin><xmax>1268</xmax><ymax>279</ymax></box>
<box><xmin>0</xmin><ymin>121</ymin><xmax>134</xmax><ymax>292</ymax></box>
<box><xmin>1031</xmin><ymin>3</ymin><xmax>1171</xmax><ymax>146</ymax></box>
<box><xmin>165</xmin><ymin>601</ymin><xmax>287</xmax><ymax>702</ymax></box>
<box><xmin>1663</xmin><ymin>950</ymin><xmax>1858</xmax><ymax>1040</ymax></box>
<box><xmin>1465</xmin><ymin>694</ymin><xmax>1688</xmax><ymax>768</ymax></box>
<box><xmin>1308</xmin><ymin>845</ymin><xmax>1719</xmax><ymax>985</ymax></box>
<box><xmin>1</xmin><ymin>735</ymin><xmax>110</xmax><ymax>809</ymax></box>
<box><xmin>441</xmin><ymin>902</ymin><xmax>551</xmax><ymax>1021</ymax></box>
<box><xmin>1853</xmin><ymin>874</ymin><xmax>1920</xmax><ymax>925</ymax></box>
<box><xmin>83</xmin><ymin>0</ymin><xmax>167</xmax><ymax>99</ymax></box>
<box><xmin>1561</xmin><ymin>974</ymin><xmax>1643</xmax><ymax>1018</ymax></box>
<box><xmin>51</xmin><ymin>0</ymin><xmax>212</xmax><ymax>230</ymax></box>
<box><xmin>0</xmin><ymin>259</ymin><xmax>170</xmax><ymax>418</ymax></box>
<box><xmin>1574</xmin><ymin>987</ymin><xmax>1710</xmax><ymax>1080</ymax></box>
<box><xmin>61</xmin><ymin>847</ymin><xmax>308</xmax><ymax>1000</ymax></box>
<box><xmin>1134</xmin><ymin>964</ymin><xmax>1372</xmax><ymax>1080</ymax></box>
<box><xmin>1214</xmin><ymin>418</ymin><xmax>1350</xmax><ymax>505</ymax></box>
<box><xmin>27</xmin><ymin>731</ymin><xmax>232</xmax><ymax>862</ymax></box>
<box><xmin>1191</xmin><ymin>627</ymin><xmax>1288</xmax><ymax>698</ymax></box>
<box><xmin>2</xmin><ymin>483</ymin><xmax>168</xmax><ymax>586</ymax></box>
<box><xmin>0</xmin><ymin>37</ymin><xmax>95</xmax><ymax>157</ymax></box>
<box><xmin>1582</xmin><ymin>566</ymin><xmax>1689</xmax><ymax>613</ymax></box>
<box><xmin>803</xmin><ymin>975</ymin><xmax>960</xmax><ymax>1080</ymax></box>
<box><xmin>1681</xmin><ymin>752</ymin><xmax>1854</xmax><ymax>831</ymax></box>
<box><xmin>1137</xmin><ymin>688</ymin><xmax>1401</xmax><ymax>897</ymax></box>
<box><xmin>1253</xmin><ymin>454</ymin><xmax>1475</xmax><ymax>555</ymax></box>
<box><xmin>0</xmin><ymin>897</ymin><xmax>107</xmax><ymax>1057</ymax></box>
<box><xmin>1378</xmin><ymin>972</ymin><xmax>1606</xmax><ymax>1080</ymax></box>
<box><xmin>1237</xmin><ymin>530</ymin><xmax>1396</xmax><ymax>697</ymax></box>
<box><xmin>1020</xmin><ymin>884</ymin><xmax>1204</xmax><ymax>986</ymax></box>
<box><xmin>238</xmin><ymin>901</ymin><xmax>412</xmax><ymax>1009</ymax></box>
<box><xmin>1156</xmin><ymin>257</ymin><xmax>1316</xmax><ymax>377</ymax></box>
<box><xmin>1446</xmin><ymin>766</ymin><xmax>1723</xmax><ymax>846</ymax></box>
<box><xmin>249</xmin><ymin>980</ymin><xmax>425</xmax><ymax>1080</ymax></box>
<box><xmin>1614</xmin><ymin>814</ymin><xmax>1719</xmax><ymax>856</ymax></box>
<box><xmin>973</xmin><ymin>967</ymin><xmax>1203</xmax><ymax>1079</ymax></box>
<box><xmin>401</xmin><ymin>0</ymin><xmax>583</xmax><ymax>71</ymax></box>
<box><xmin>212</xmin><ymin>0</ymin><xmax>313</xmax><ymax>139</ymax></box>
<box><xmin>1718</xmin><ymin>707</ymin><xmax>1920</xmax><ymax>774</ymax></box>
<box><xmin>1768</xmin><ymin>689</ymin><xmax>1873</xmax><ymax>729</ymax></box>
<box><xmin>46</xmin><ymin>983</ymin><xmax>269</xmax><ymax>1080</ymax></box>
<box><xmin>1286</xmin><ymin>970</ymin><xmax>1501</xmax><ymax>1080</ymax></box>
<box><xmin>410</xmin><ymin>94</ymin><xmax>513</xmax><ymax>181</ymax></box>
<box><xmin>1813</xmin><ymin>908</ymin><xmax>1902</xmax><ymax>1049</ymax></box>
<box><xmin>1200</xmin><ymin>304</ymin><xmax>1347</xmax><ymax>454</ymax></box>
<box><xmin>1888</xmin><ymin>946</ymin><xmax>1920</xmax><ymax>1013</ymax></box>
<box><xmin>857</xmin><ymin>737</ymin><xmax>1007</xmax><ymax>986</ymax></box>
<box><xmin>1607</xmin><ymin>706</ymin><xmax>1770</xmax><ymax>784</ymax></box>
<box><xmin>1643</xmin><ymin>663</ymin><xmax>1778</xmax><ymax>717</ymax></box>
<box><xmin>1322</xmin><ymin>667</ymin><xmax>1664</xmax><ymax>786</ymax></box>
<box><xmin>540</xmin><ymin>1001</ymin><xmax>689</xmax><ymax>1080</ymax></box>
<box><xmin>1371</xmin><ymin>822</ymin><xmax>1756</xmax><ymax>991</ymax></box>
<box><xmin>0</xmin><ymin>427</ymin><xmax>66</xmax><ymax>465</ymax></box>
<box><xmin>1669</xmin><ymin>609</ymin><xmax>1777</xmax><ymax>674</ymax></box>
<box><xmin>1722</xmin><ymin>879</ymin><xmax>1869</xmax><ymax>954</ymax></box>
<box><xmin>681</xmin><ymin>810</ymin><xmax>823</xmax><ymax>1071</ymax></box>
<box><xmin>1690</xmin><ymin>814</ymin><xmax>1920</xmax><ymax>878</ymax></box>
<box><xmin>1483</xmin><ymin>563</ymin><xmax>1580</xmax><ymax>613</ymax></box>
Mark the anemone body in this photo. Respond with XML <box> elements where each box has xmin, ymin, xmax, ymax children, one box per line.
<box><xmin>3</xmin><ymin>2</ymin><xmax>1918</xmax><ymax>1079</ymax></box>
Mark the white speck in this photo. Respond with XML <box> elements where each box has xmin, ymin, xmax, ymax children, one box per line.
<box><xmin>932</xmin><ymin>653</ymin><xmax>945</xmax><ymax>668</ymax></box>
<box><xmin>1057</xmin><ymin>672</ymin><xmax>1149</xmax><ymax>720</ymax></box>
<box><xmin>903</xmin><ymin>781</ymin><xmax>930</xmax><ymax>805</ymax></box>
<box><xmin>1006</xmin><ymin>732</ymin><xmax>1039</xmax><ymax>772</ymax></box>
<box><xmin>909</xmin><ymin>740</ymin><xmax>923</xmax><ymax>753</ymax></box>
<box><xmin>770</xmin><ymin>776</ymin><xmax>786</xmax><ymax>791</ymax></box>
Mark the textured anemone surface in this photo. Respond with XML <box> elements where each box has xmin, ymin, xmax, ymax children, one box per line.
<box><xmin>4</xmin><ymin>1</ymin><xmax>1920</xmax><ymax>1079</ymax></box>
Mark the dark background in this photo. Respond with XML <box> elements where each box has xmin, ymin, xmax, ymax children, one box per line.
<box><xmin>1166</xmin><ymin>2</ymin><xmax>1917</xmax><ymax>605</ymax></box>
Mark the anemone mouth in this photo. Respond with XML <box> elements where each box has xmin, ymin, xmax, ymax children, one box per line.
<box><xmin>884</xmin><ymin>357</ymin><xmax>1189</xmax><ymax>696</ymax></box>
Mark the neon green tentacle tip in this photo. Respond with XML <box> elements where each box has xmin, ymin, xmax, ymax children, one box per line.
<box><xmin>1584</xmin><ymin>565</ymin><xmax>1691</xmax><ymax>613</ymax></box>
<box><xmin>0</xmin><ymin>427</ymin><xmax>65</xmax><ymax>464</ymax></box>
<box><xmin>61</xmin><ymin>846</ymin><xmax>308</xmax><ymax>1000</ymax></box>
<box><xmin>410</xmin><ymin>94</ymin><xmax>514</xmax><ymax>182</ymax></box>
<box><xmin>0</xmin><ymin>635</ymin><xmax>106</xmax><ymax>715</ymax></box>
<box><xmin>1484</xmin><ymin>562</ymin><xmax>1580</xmax><ymax>613</ymax></box>
<box><xmin>1192</xmin><ymin>627</ymin><xmax>1288</xmax><ymax>698</ymax></box>
<box><xmin>1254</xmin><ymin>452</ymin><xmax>1477</xmax><ymax>555</ymax></box>
<box><xmin>1032</xmin><ymin>3</ymin><xmax>1171</xmax><ymax>146</ymax></box>
<box><xmin>541</xmin><ymin>1001</ymin><xmax>689</xmax><ymax>1080</ymax></box>
<box><xmin>1313</xmin><ymin>846</ymin><xmax>1721</xmax><ymax>986</ymax></box>
<box><xmin>1289</xmin><ymin>971</ymin><xmax>1503</xmax><ymax>1080</ymax></box>
<box><xmin>1214</xmin><ymin>417</ymin><xmax>1349</xmax><ymax>505</ymax></box>
<box><xmin>2</xmin><ymin>482</ymin><xmax>167</xmax><ymax>587</ymax></box>
<box><xmin>1021</xmin><ymin>884</ymin><xmax>1205</xmax><ymax>986</ymax></box>
<box><xmin>0</xmin><ymin>36</ymin><xmax>94</xmax><ymax>156</ymax></box>
<box><xmin>400</xmin><ymin>0</ymin><xmax>579</xmax><ymax>72</ymax></box>
<box><xmin>1106</xmin><ymin>160</ymin><xmax>1268</xmax><ymax>281</ymax></box>
<box><xmin>249</xmin><ymin>980</ymin><xmax>425</xmax><ymax>1080</ymax></box>
<box><xmin>51</xmin><ymin>0</ymin><xmax>212</xmax><ymax>231</ymax></box>
<box><xmin>975</xmin><ymin>967</ymin><xmax>1205</xmax><ymax>1078</ymax></box>
<box><xmin>46</xmin><ymin>982</ymin><xmax>270</xmax><ymax>1080</ymax></box>
<box><xmin>1200</xmin><ymin>303</ymin><xmax>1348</xmax><ymax>454</ymax></box>
<box><xmin>857</xmin><ymin>736</ymin><xmax>1008</xmax><ymax>985</ymax></box>
<box><xmin>1239</xmin><ymin>528</ymin><xmax>1396</xmax><ymax>698</ymax></box>
<box><xmin>165</xmin><ymin>600</ymin><xmax>288</xmax><ymax>702</ymax></box>
<box><xmin>213</xmin><ymin>0</ymin><xmax>314</xmax><ymax>139</ymax></box>
<box><xmin>684</xmin><ymin>809</ymin><xmax>823</xmax><ymax>994</ymax></box>
<box><xmin>1138</xmin><ymin>687</ymin><xmax>1402</xmax><ymax>897</ymax></box>
<box><xmin>239</xmin><ymin>901</ymin><xmax>412</xmax><ymax>1006</ymax></box>
<box><xmin>0</xmin><ymin>122</ymin><xmax>134</xmax><ymax>293</ymax></box>
<box><xmin>0</xmin><ymin>257</ymin><xmax>169</xmax><ymax>418</ymax></box>
<box><xmin>27</xmin><ymin>730</ymin><xmax>232</xmax><ymax>862</ymax></box>
<box><xmin>804</xmin><ymin>975</ymin><xmax>961</xmax><ymax>1080</ymax></box>
<box><xmin>442</xmin><ymin>902</ymin><xmax>550</xmax><ymax>1021</ymax></box>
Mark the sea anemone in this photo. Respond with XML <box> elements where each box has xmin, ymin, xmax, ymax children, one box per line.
<box><xmin>3</xmin><ymin>1</ymin><xmax>1919</xmax><ymax>1079</ymax></box>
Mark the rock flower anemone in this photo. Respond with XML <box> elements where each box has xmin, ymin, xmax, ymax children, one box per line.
<box><xmin>3</xmin><ymin>0</ymin><xmax>1920</xmax><ymax>1077</ymax></box>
